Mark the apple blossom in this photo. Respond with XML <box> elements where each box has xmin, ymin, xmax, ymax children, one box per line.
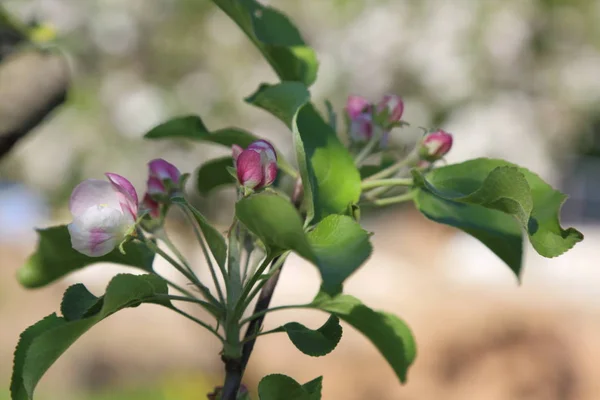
<box><xmin>67</xmin><ymin>173</ymin><xmax>138</xmax><ymax>257</ymax></box>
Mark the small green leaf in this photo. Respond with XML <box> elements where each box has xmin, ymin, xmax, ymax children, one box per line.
<box><xmin>18</xmin><ymin>226</ymin><xmax>155</xmax><ymax>288</ymax></box>
<box><xmin>245</xmin><ymin>82</ymin><xmax>310</xmax><ymax>127</ymax></box>
<box><xmin>311</xmin><ymin>293</ymin><xmax>416</xmax><ymax>384</ymax></box>
<box><xmin>258</xmin><ymin>374</ymin><xmax>311</xmax><ymax>400</ymax></box>
<box><xmin>276</xmin><ymin>315</ymin><xmax>342</xmax><ymax>357</ymax></box>
<box><xmin>235</xmin><ymin>192</ymin><xmax>314</xmax><ymax>260</ymax></box>
<box><xmin>60</xmin><ymin>284</ymin><xmax>101</xmax><ymax>321</ymax></box>
<box><xmin>174</xmin><ymin>198</ymin><xmax>228</xmax><ymax>271</ymax></box>
<box><xmin>144</xmin><ymin>115</ymin><xmax>257</xmax><ymax>148</ymax></box>
<box><xmin>236</xmin><ymin>194</ymin><xmax>372</xmax><ymax>294</ymax></box>
<box><xmin>11</xmin><ymin>274</ymin><xmax>169</xmax><ymax>400</ymax></box>
<box><xmin>212</xmin><ymin>0</ymin><xmax>318</xmax><ymax>85</ymax></box>
<box><xmin>196</xmin><ymin>156</ymin><xmax>237</xmax><ymax>195</ymax></box>
<box><xmin>412</xmin><ymin>158</ymin><xmax>584</xmax><ymax>276</ymax></box>
<box><xmin>301</xmin><ymin>377</ymin><xmax>323</xmax><ymax>400</ymax></box>
<box><xmin>307</xmin><ymin>215</ymin><xmax>372</xmax><ymax>294</ymax></box>
<box><xmin>293</xmin><ymin>104</ymin><xmax>361</xmax><ymax>223</ymax></box>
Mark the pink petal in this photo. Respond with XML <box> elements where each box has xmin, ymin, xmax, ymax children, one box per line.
<box><xmin>105</xmin><ymin>173</ymin><xmax>138</xmax><ymax>219</ymax></box>
<box><xmin>67</xmin><ymin>206</ymin><xmax>132</xmax><ymax>257</ymax></box>
<box><xmin>140</xmin><ymin>193</ymin><xmax>160</xmax><ymax>218</ymax></box>
<box><xmin>147</xmin><ymin>176</ymin><xmax>166</xmax><ymax>195</ymax></box>
<box><xmin>349</xmin><ymin>114</ymin><xmax>373</xmax><ymax>142</ymax></box>
<box><xmin>248</xmin><ymin>139</ymin><xmax>277</xmax><ymax>161</ymax></box>
<box><xmin>148</xmin><ymin>159</ymin><xmax>181</xmax><ymax>182</ymax></box>
<box><xmin>232</xmin><ymin>144</ymin><xmax>244</xmax><ymax>162</ymax></box>
<box><xmin>345</xmin><ymin>95</ymin><xmax>371</xmax><ymax>119</ymax></box>
<box><xmin>69</xmin><ymin>179</ymin><xmax>120</xmax><ymax>218</ymax></box>
<box><xmin>263</xmin><ymin>161</ymin><xmax>278</xmax><ymax>187</ymax></box>
<box><xmin>377</xmin><ymin>94</ymin><xmax>404</xmax><ymax>122</ymax></box>
<box><xmin>236</xmin><ymin>150</ymin><xmax>263</xmax><ymax>189</ymax></box>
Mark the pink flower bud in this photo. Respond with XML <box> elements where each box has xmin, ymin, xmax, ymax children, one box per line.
<box><xmin>345</xmin><ymin>95</ymin><xmax>371</xmax><ymax>119</ymax></box>
<box><xmin>349</xmin><ymin>113</ymin><xmax>374</xmax><ymax>142</ymax></box>
<box><xmin>67</xmin><ymin>174</ymin><xmax>138</xmax><ymax>257</ymax></box>
<box><xmin>148</xmin><ymin>159</ymin><xmax>181</xmax><ymax>185</ymax></box>
<box><xmin>376</xmin><ymin>94</ymin><xmax>404</xmax><ymax>124</ymax></box>
<box><xmin>233</xmin><ymin>139</ymin><xmax>278</xmax><ymax>190</ymax></box>
<box><xmin>420</xmin><ymin>130</ymin><xmax>453</xmax><ymax>161</ymax></box>
<box><xmin>140</xmin><ymin>193</ymin><xmax>160</xmax><ymax>219</ymax></box>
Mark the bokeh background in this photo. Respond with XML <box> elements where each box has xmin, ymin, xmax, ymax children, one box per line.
<box><xmin>2</xmin><ymin>0</ymin><xmax>600</xmax><ymax>399</ymax></box>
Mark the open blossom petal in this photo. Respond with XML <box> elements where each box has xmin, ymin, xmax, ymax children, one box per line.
<box><xmin>105</xmin><ymin>173</ymin><xmax>139</xmax><ymax>219</ymax></box>
<box><xmin>69</xmin><ymin>179</ymin><xmax>120</xmax><ymax>218</ymax></box>
<box><xmin>68</xmin><ymin>205</ymin><xmax>133</xmax><ymax>257</ymax></box>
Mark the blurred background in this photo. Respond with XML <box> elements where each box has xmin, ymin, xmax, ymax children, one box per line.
<box><xmin>2</xmin><ymin>0</ymin><xmax>600</xmax><ymax>399</ymax></box>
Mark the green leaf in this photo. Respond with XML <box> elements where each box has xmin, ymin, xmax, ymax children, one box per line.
<box><xmin>60</xmin><ymin>284</ymin><xmax>101</xmax><ymax>321</ymax></box>
<box><xmin>311</xmin><ymin>293</ymin><xmax>416</xmax><ymax>384</ymax></box>
<box><xmin>301</xmin><ymin>377</ymin><xmax>323</xmax><ymax>400</ymax></box>
<box><xmin>236</xmin><ymin>194</ymin><xmax>371</xmax><ymax>294</ymax></box>
<box><xmin>307</xmin><ymin>215</ymin><xmax>372</xmax><ymax>294</ymax></box>
<box><xmin>212</xmin><ymin>0</ymin><xmax>318</xmax><ymax>85</ymax></box>
<box><xmin>412</xmin><ymin>158</ymin><xmax>583</xmax><ymax>276</ymax></box>
<box><xmin>144</xmin><ymin>115</ymin><xmax>257</xmax><ymax>148</ymax></box>
<box><xmin>275</xmin><ymin>315</ymin><xmax>342</xmax><ymax>357</ymax></box>
<box><xmin>18</xmin><ymin>226</ymin><xmax>155</xmax><ymax>288</ymax></box>
<box><xmin>235</xmin><ymin>192</ymin><xmax>314</xmax><ymax>260</ymax></box>
<box><xmin>11</xmin><ymin>274</ymin><xmax>169</xmax><ymax>400</ymax></box>
<box><xmin>414</xmin><ymin>191</ymin><xmax>523</xmax><ymax>274</ymax></box>
<box><xmin>258</xmin><ymin>374</ymin><xmax>311</xmax><ymax>400</ymax></box>
<box><xmin>293</xmin><ymin>104</ymin><xmax>362</xmax><ymax>223</ymax></box>
<box><xmin>174</xmin><ymin>198</ymin><xmax>228</xmax><ymax>271</ymax></box>
<box><xmin>196</xmin><ymin>156</ymin><xmax>237</xmax><ymax>195</ymax></box>
<box><xmin>245</xmin><ymin>82</ymin><xmax>310</xmax><ymax>127</ymax></box>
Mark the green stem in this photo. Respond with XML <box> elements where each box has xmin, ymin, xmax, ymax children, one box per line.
<box><xmin>239</xmin><ymin>253</ymin><xmax>288</xmax><ymax>315</ymax></box>
<box><xmin>170</xmin><ymin>305</ymin><xmax>225</xmax><ymax>342</ymax></box>
<box><xmin>145</xmin><ymin>239</ymin><xmax>220</xmax><ymax>307</ymax></box>
<box><xmin>369</xmin><ymin>190</ymin><xmax>417</xmax><ymax>206</ymax></box>
<box><xmin>157</xmin><ymin>230</ymin><xmax>199</xmax><ymax>287</ymax></box>
<box><xmin>180</xmin><ymin>205</ymin><xmax>227</xmax><ymax>305</ymax></box>
<box><xmin>234</xmin><ymin>256</ymin><xmax>273</xmax><ymax>318</ymax></box>
<box><xmin>354</xmin><ymin>134</ymin><xmax>380</xmax><ymax>166</ymax></box>
<box><xmin>156</xmin><ymin>274</ymin><xmax>197</xmax><ymax>299</ymax></box>
<box><xmin>240</xmin><ymin>303</ymin><xmax>310</xmax><ymax>326</ymax></box>
<box><xmin>240</xmin><ymin>326</ymin><xmax>282</xmax><ymax>345</ymax></box>
<box><xmin>364</xmin><ymin>149</ymin><xmax>420</xmax><ymax>181</ymax></box>
<box><xmin>360</xmin><ymin>178</ymin><xmax>413</xmax><ymax>191</ymax></box>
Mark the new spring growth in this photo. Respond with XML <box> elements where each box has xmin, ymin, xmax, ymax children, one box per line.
<box><xmin>67</xmin><ymin>173</ymin><xmax>138</xmax><ymax>257</ymax></box>
<box><xmin>375</xmin><ymin>94</ymin><xmax>404</xmax><ymax>128</ymax></box>
<box><xmin>419</xmin><ymin>129</ymin><xmax>453</xmax><ymax>161</ymax></box>
<box><xmin>232</xmin><ymin>140</ymin><xmax>278</xmax><ymax>191</ymax></box>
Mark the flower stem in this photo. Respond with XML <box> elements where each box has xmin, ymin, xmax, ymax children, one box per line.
<box><xmin>363</xmin><ymin>149</ymin><xmax>419</xmax><ymax>181</ymax></box>
<box><xmin>169</xmin><ymin>305</ymin><xmax>225</xmax><ymax>342</ymax></box>
<box><xmin>354</xmin><ymin>134</ymin><xmax>380</xmax><ymax>166</ymax></box>
<box><xmin>370</xmin><ymin>190</ymin><xmax>417</xmax><ymax>206</ymax></box>
<box><xmin>240</xmin><ymin>303</ymin><xmax>309</xmax><ymax>326</ymax></box>
<box><xmin>180</xmin><ymin>205</ymin><xmax>227</xmax><ymax>305</ymax></box>
<box><xmin>145</xmin><ymin>239</ymin><xmax>220</xmax><ymax>307</ymax></box>
<box><xmin>360</xmin><ymin>178</ymin><xmax>413</xmax><ymax>191</ymax></box>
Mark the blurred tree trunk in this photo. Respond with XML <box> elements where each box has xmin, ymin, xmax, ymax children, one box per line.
<box><xmin>0</xmin><ymin>13</ymin><xmax>70</xmax><ymax>159</ymax></box>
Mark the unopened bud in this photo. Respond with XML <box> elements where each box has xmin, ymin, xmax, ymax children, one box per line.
<box><xmin>233</xmin><ymin>140</ymin><xmax>278</xmax><ymax>191</ymax></box>
<box><xmin>419</xmin><ymin>130</ymin><xmax>453</xmax><ymax>161</ymax></box>
<box><xmin>376</xmin><ymin>94</ymin><xmax>404</xmax><ymax>125</ymax></box>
